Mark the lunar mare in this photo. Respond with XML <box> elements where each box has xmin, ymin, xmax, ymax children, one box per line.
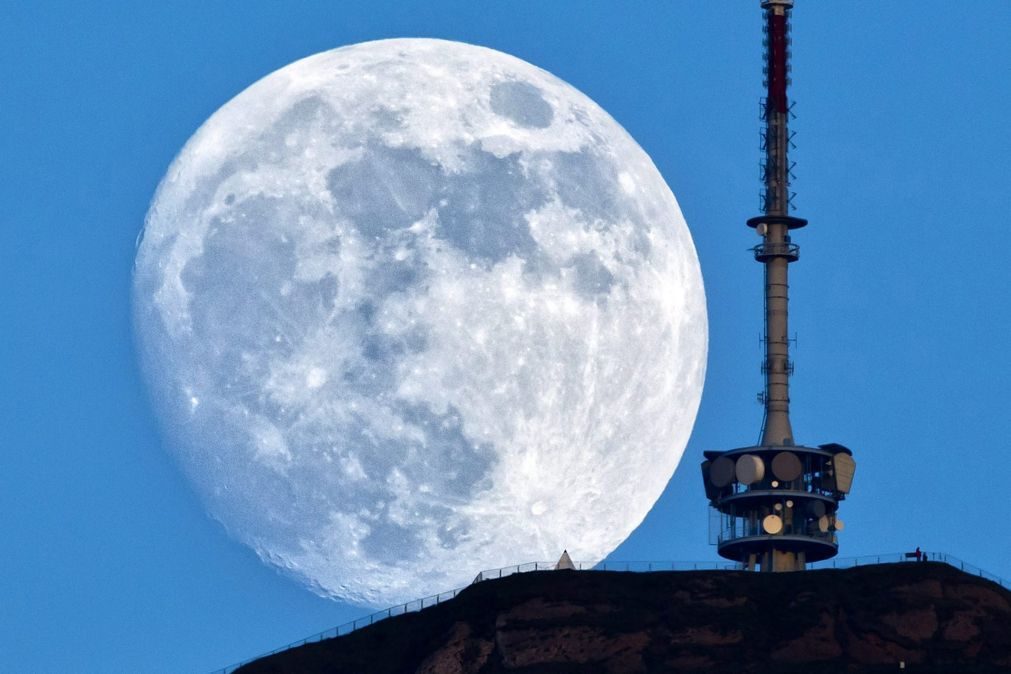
<box><xmin>133</xmin><ymin>39</ymin><xmax>707</xmax><ymax>606</ymax></box>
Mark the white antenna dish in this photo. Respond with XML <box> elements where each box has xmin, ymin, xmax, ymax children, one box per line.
<box><xmin>834</xmin><ymin>517</ymin><xmax>845</xmax><ymax>532</ymax></box>
<box><xmin>818</xmin><ymin>515</ymin><xmax>830</xmax><ymax>533</ymax></box>
<box><xmin>762</xmin><ymin>514</ymin><xmax>783</xmax><ymax>535</ymax></box>
<box><xmin>772</xmin><ymin>451</ymin><xmax>802</xmax><ymax>481</ymax></box>
<box><xmin>710</xmin><ymin>456</ymin><xmax>736</xmax><ymax>487</ymax></box>
<box><xmin>735</xmin><ymin>454</ymin><xmax>766</xmax><ymax>485</ymax></box>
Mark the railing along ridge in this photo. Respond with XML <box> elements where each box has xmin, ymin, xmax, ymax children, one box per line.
<box><xmin>212</xmin><ymin>551</ymin><xmax>1007</xmax><ymax>673</ymax></box>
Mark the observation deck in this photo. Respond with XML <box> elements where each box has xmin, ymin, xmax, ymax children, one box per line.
<box><xmin>702</xmin><ymin>444</ymin><xmax>855</xmax><ymax>568</ymax></box>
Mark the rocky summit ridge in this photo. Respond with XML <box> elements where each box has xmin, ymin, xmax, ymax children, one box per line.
<box><xmin>237</xmin><ymin>561</ymin><xmax>1011</xmax><ymax>673</ymax></box>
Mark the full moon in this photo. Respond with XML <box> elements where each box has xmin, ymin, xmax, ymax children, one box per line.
<box><xmin>134</xmin><ymin>39</ymin><xmax>706</xmax><ymax>606</ymax></box>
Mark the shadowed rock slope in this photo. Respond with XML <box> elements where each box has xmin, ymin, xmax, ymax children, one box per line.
<box><xmin>238</xmin><ymin>562</ymin><xmax>1011</xmax><ymax>673</ymax></box>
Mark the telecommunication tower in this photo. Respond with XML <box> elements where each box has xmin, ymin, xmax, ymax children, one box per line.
<box><xmin>700</xmin><ymin>0</ymin><xmax>856</xmax><ymax>572</ymax></box>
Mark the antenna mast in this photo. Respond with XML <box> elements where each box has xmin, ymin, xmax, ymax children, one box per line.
<box><xmin>749</xmin><ymin>0</ymin><xmax>805</xmax><ymax>447</ymax></box>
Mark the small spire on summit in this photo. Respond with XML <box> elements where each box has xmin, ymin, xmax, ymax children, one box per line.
<box><xmin>555</xmin><ymin>550</ymin><xmax>575</xmax><ymax>570</ymax></box>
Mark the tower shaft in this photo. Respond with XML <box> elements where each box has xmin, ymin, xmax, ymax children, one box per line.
<box><xmin>758</xmin><ymin>0</ymin><xmax>797</xmax><ymax>447</ymax></box>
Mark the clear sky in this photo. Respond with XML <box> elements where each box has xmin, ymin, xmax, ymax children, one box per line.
<box><xmin>3</xmin><ymin>2</ymin><xmax>1010</xmax><ymax>672</ymax></box>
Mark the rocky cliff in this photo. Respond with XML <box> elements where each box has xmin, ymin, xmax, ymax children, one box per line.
<box><xmin>238</xmin><ymin>562</ymin><xmax>1011</xmax><ymax>673</ymax></box>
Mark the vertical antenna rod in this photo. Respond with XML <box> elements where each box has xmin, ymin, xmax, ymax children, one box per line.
<box><xmin>749</xmin><ymin>0</ymin><xmax>807</xmax><ymax>447</ymax></box>
<box><xmin>763</xmin><ymin>0</ymin><xmax>792</xmax><ymax>217</ymax></box>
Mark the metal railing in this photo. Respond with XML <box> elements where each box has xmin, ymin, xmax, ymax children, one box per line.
<box><xmin>752</xmin><ymin>241</ymin><xmax>799</xmax><ymax>261</ymax></box>
<box><xmin>212</xmin><ymin>551</ymin><xmax>1008</xmax><ymax>673</ymax></box>
<box><xmin>472</xmin><ymin>559</ymin><xmax>734</xmax><ymax>581</ymax></box>
<box><xmin>811</xmin><ymin>551</ymin><xmax>1010</xmax><ymax>590</ymax></box>
<box><xmin>210</xmin><ymin>587</ymin><xmax>468</xmax><ymax>674</ymax></box>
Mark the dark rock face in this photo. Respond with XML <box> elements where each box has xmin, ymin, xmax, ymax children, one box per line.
<box><xmin>238</xmin><ymin>562</ymin><xmax>1011</xmax><ymax>673</ymax></box>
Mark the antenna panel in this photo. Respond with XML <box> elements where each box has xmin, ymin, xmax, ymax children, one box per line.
<box><xmin>710</xmin><ymin>456</ymin><xmax>736</xmax><ymax>488</ymax></box>
<box><xmin>735</xmin><ymin>454</ymin><xmax>766</xmax><ymax>485</ymax></box>
<box><xmin>763</xmin><ymin>514</ymin><xmax>783</xmax><ymax>535</ymax></box>
<box><xmin>772</xmin><ymin>451</ymin><xmax>802</xmax><ymax>481</ymax></box>
<box><xmin>833</xmin><ymin>453</ymin><xmax>856</xmax><ymax>493</ymax></box>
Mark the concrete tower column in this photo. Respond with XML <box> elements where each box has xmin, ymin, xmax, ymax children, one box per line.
<box><xmin>757</xmin><ymin>0</ymin><xmax>798</xmax><ymax>448</ymax></box>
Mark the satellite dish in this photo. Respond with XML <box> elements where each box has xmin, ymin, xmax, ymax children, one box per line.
<box><xmin>808</xmin><ymin>501</ymin><xmax>826</xmax><ymax>518</ymax></box>
<box><xmin>818</xmin><ymin>515</ymin><xmax>830</xmax><ymax>533</ymax></box>
<box><xmin>735</xmin><ymin>454</ymin><xmax>766</xmax><ymax>485</ymax></box>
<box><xmin>772</xmin><ymin>451</ymin><xmax>803</xmax><ymax>481</ymax></box>
<box><xmin>762</xmin><ymin>514</ymin><xmax>783</xmax><ymax>534</ymax></box>
<box><xmin>771</xmin><ymin>480</ymin><xmax>780</xmax><ymax>488</ymax></box>
<box><xmin>774</xmin><ymin>503</ymin><xmax>783</xmax><ymax>512</ymax></box>
<box><xmin>710</xmin><ymin>456</ymin><xmax>736</xmax><ymax>487</ymax></box>
<box><xmin>786</xmin><ymin>500</ymin><xmax>794</xmax><ymax>508</ymax></box>
<box><xmin>834</xmin><ymin>517</ymin><xmax>845</xmax><ymax>532</ymax></box>
<box><xmin>756</xmin><ymin>222</ymin><xmax>768</xmax><ymax>236</ymax></box>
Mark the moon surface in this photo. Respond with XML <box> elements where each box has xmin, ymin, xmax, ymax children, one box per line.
<box><xmin>133</xmin><ymin>38</ymin><xmax>707</xmax><ymax>607</ymax></box>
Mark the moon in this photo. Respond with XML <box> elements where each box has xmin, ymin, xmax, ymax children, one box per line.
<box><xmin>133</xmin><ymin>38</ymin><xmax>707</xmax><ymax>606</ymax></box>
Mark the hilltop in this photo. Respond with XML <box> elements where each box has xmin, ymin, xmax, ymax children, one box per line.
<box><xmin>237</xmin><ymin>562</ymin><xmax>1011</xmax><ymax>673</ymax></box>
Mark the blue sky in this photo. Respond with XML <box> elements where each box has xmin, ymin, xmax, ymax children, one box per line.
<box><xmin>3</xmin><ymin>1</ymin><xmax>1010</xmax><ymax>671</ymax></box>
